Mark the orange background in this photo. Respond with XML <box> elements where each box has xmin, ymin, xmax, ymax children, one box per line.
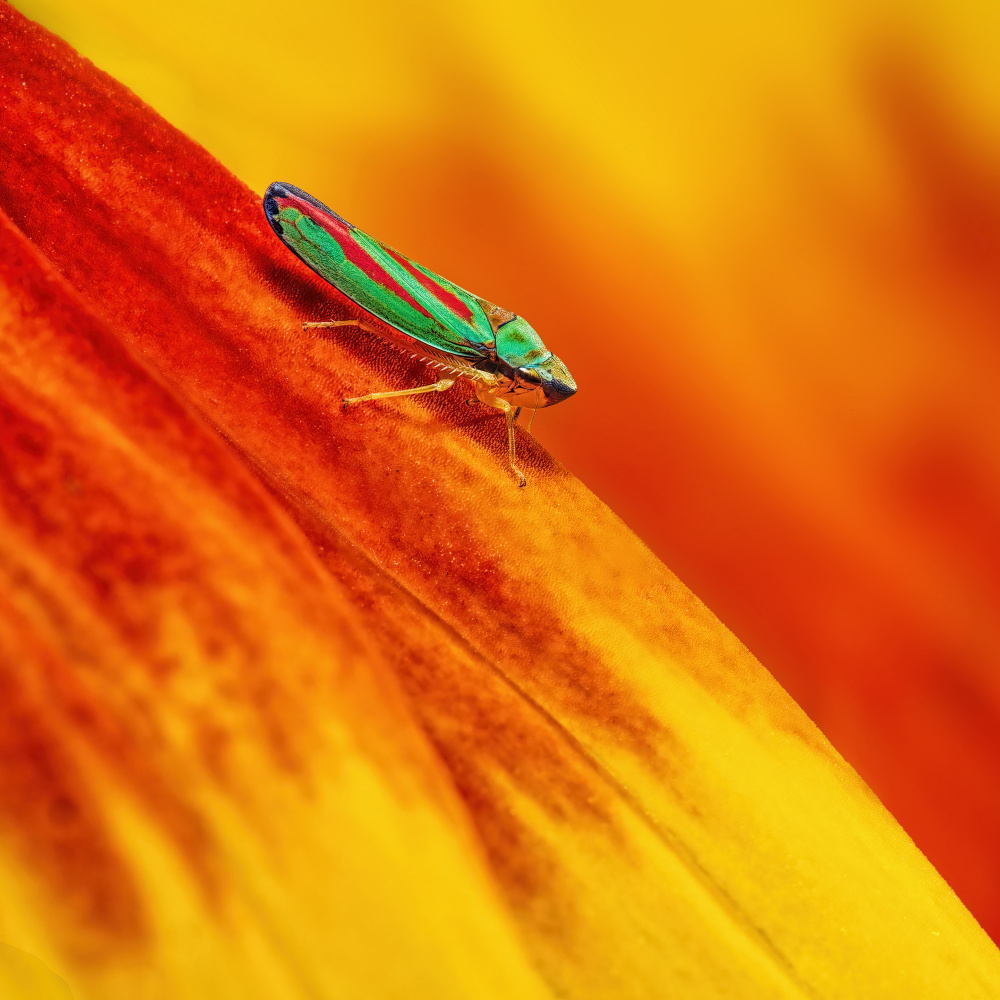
<box><xmin>13</xmin><ymin>0</ymin><xmax>1000</xmax><ymax>941</ymax></box>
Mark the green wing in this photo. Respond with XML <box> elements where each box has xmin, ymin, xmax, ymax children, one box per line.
<box><xmin>264</xmin><ymin>182</ymin><xmax>496</xmax><ymax>360</ymax></box>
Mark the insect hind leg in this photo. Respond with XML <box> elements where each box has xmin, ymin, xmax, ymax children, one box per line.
<box><xmin>343</xmin><ymin>378</ymin><xmax>456</xmax><ymax>407</ymax></box>
<box><xmin>307</xmin><ymin>319</ymin><xmax>446</xmax><ymax>405</ymax></box>
<box><xmin>303</xmin><ymin>319</ymin><xmax>379</xmax><ymax>335</ymax></box>
<box><xmin>309</xmin><ymin>319</ymin><xmax>456</xmax><ymax>409</ymax></box>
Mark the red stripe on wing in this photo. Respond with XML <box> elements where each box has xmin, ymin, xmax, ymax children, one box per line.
<box><xmin>279</xmin><ymin>193</ymin><xmax>433</xmax><ymax>319</ymax></box>
<box><xmin>383</xmin><ymin>246</ymin><xmax>474</xmax><ymax>323</ymax></box>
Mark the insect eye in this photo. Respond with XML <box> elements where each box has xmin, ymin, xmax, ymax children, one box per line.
<box><xmin>517</xmin><ymin>366</ymin><xmax>543</xmax><ymax>384</ymax></box>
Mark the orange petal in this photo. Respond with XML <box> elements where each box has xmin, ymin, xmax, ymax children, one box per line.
<box><xmin>0</xmin><ymin>6</ymin><xmax>997</xmax><ymax>998</ymax></box>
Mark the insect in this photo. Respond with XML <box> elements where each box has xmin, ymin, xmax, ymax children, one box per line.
<box><xmin>263</xmin><ymin>182</ymin><xmax>576</xmax><ymax>486</ymax></box>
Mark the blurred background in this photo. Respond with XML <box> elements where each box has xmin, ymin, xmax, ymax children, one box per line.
<box><xmin>12</xmin><ymin>0</ymin><xmax>1000</xmax><ymax>944</ymax></box>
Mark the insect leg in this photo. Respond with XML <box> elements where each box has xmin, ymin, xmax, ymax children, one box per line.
<box><xmin>303</xmin><ymin>319</ymin><xmax>378</xmax><ymax>334</ymax></box>
<box><xmin>343</xmin><ymin>378</ymin><xmax>456</xmax><ymax>407</ymax></box>
<box><xmin>505</xmin><ymin>405</ymin><xmax>527</xmax><ymax>487</ymax></box>
<box><xmin>474</xmin><ymin>390</ymin><xmax>527</xmax><ymax>487</ymax></box>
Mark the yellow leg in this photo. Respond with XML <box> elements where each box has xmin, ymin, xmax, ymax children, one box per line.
<box><xmin>343</xmin><ymin>378</ymin><xmax>456</xmax><ymax>407</ymax></box>
<box><xmin>303</xmin><ymin>319</ymin><xmax>378</xmax><ymax>333</ymax></box>
<box><xmin>474</xmin><ymin>387</ymin><xmax>527</xmax><ymax>487</ymax></box>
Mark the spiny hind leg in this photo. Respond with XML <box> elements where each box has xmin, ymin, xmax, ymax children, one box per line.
<box><xmin>343</xmin><ymin>378</ymin><xmax>456</xmax><ymax>408</ymax></box>
<box><xmin>303</xmin><ymin>319</ymin><xmax>378</xmax><ymax>334</ymax></box>
<box><xmin>304</xmin><ymin>319</ymin><xmax>439</xmax><ymax>404</ymax></box>
<box><xmin>474</xmin><ymin>389</ymin><xmax>527</xmax><ymax>487</ymax></box>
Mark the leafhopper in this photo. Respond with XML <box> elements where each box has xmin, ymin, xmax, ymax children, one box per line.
<box><xmin>263</xmin><ymin>182</ymin><xmax>576</xmax><ymax>486</ymax></box>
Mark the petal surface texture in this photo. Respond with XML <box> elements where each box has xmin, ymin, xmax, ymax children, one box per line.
<box><xmin>0</xmin><ymin>6</ymin><xmax>997</xmax><ymax>1000</ymax></box>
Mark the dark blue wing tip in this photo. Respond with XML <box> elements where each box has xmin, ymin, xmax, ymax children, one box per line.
<box><xmin>262</xmin><ymin>182</ymin><xmax>286</xmax><ymax>235</ymax></box>
<box><xmin>262</xmin><ymin>182</ymin><xmax>354</xmax><ymax>231</ymax></box>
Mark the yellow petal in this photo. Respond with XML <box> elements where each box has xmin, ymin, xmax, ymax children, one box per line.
<box><xmin>0</xmin><ymin>944</ymin><xmax>74</xmax><ymax>1000</ymax></box>
<box><xmin>0</xmin><ymin>5</ymin><xmax>998</xmax><ymax>999</ymax></box>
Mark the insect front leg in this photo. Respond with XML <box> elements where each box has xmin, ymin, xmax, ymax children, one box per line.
<box><xmin>474</xmin><ymin>386</ymin><xmax>527</xmax><ymax>488</ymax></box>
<box><xmin>343</xmin><ymin>378</ymin><xmax>456</xmax><ymax>408</ymax></box>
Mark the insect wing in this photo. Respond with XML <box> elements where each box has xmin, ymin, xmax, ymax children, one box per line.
<box><xmin>264</xmin><ymin>183</ymin><xmax>495</xmax><ymax>360</ymax></box>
